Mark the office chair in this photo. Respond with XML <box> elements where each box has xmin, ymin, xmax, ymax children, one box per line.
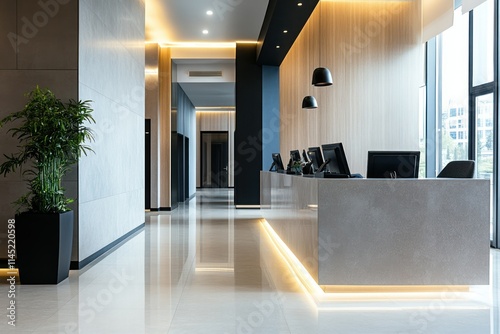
<box><xmin>437</xmin><ymin>160</ymin><xmax>475</xmax><ymax>178</ymax></box>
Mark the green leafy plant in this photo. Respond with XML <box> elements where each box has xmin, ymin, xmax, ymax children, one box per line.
<box><xmin>0</xmin><ymin>86</ymin><xmax>95</xmax><ymax>213</ymax></box>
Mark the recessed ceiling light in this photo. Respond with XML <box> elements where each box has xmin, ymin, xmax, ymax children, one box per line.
<box><xmin>283</xmin><ymin>30</ymin><xmax>288</xmax><ymax>34</ymax></box>
<box><xmin>202</xmin><ymin>29</ymin><xmax>209</xmax><ymax>35</ymax></box>
<box><xmin>298</xmin><ymin>2</ymin><xmax>303</xmax><ymax>6</ymax></box>
<box><xmin>206</xmin><ymin>10</ymin><xmax>213</xmax><ymax>16</ymax></box>
<box><xmin>276</xmin><ymin>45</ymin><xmax>280</xmax><ymax>49</ymax></box>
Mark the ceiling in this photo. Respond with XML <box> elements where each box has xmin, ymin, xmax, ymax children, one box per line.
<box><xmin>174</xmin><ymin>59</ymin><xmax>236</xmax><ymax>108</ymax></box>
<box><xmin>145</xmin><ymin>0</ymin><xmax>270</xmax><ymax>44</ymax></box>
<box><xmin>145</xmin><ymin>0</ymin><xmax>318</xmax><ymax>108</ymax></box>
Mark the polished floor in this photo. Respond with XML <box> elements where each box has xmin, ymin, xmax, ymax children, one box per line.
<box><xmin>1</xmin><ymin>188</ymin><xmax>499</xmax><ymax>333</ymax></box>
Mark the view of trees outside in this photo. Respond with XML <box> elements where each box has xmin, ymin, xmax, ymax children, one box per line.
<box><xmin>437</xmin><ymin>2</ymin><xmax>495</xmax><ymax>239</ymax></box>
<box><xmin>438</xmin><ymin>8</ymin><xmax>469</xmax><ymax>171</ymax></box>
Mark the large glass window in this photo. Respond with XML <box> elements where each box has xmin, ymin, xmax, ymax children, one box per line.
<box><xmin>472</xmin><ymin>0</ymin><xmax>495</xmax><ymax>86</ymax></box>
<box><xmin>475</xmin><ymin>93</ymin><xmax>495</xmax><ymax>239</ymax></box>
<box><xmin>429</xmin><ymin>0</ymin><xmax>498</xmax><ymax>247</ymax></box>
<box><xmin>437</xmin><ymin>8</ymin><xmax>469</xmax><ymax>172</ymax></box>
<box><xmin>419</xmin><ymin>86</ymin><xmax>426</xmax><ymax>177</ymax></box>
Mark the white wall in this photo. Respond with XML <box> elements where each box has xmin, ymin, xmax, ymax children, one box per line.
<box><xmin>78</xmin><ymin>0</ymin><xmax>145</xmax><ymax>261</ymax></box>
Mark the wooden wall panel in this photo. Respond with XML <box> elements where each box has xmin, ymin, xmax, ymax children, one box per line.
<box><xmin>145</xmin><ymin>44</ymin><xmax>160</xmax><ymax>209</ymax></box>
<box><xmin>280</xmin><ymin>1</ymin><xmax>422</xmax><ymax>175</ymax></box>
<box><xmin>159</xmin><ymin>46</ymin><xmax>172</xmax><ymax>208</ymax></box>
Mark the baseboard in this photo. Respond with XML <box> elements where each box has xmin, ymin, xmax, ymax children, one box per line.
<box><xmin>149</xmin><ymin>208</ymin><xmax>159</xmax><ymax>212</ymax></box>
<box><xmin>159</xmin><ymin>207</ymin><xmax>173</xmax><ymax>211</ymax></box>
<box><xmin>70</xmin><ymin>223</ymin><xmax>145</xmax><ymax>270</ymax></box>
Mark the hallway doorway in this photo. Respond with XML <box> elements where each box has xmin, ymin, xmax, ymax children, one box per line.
<box><xmin>201</xmin><ymin>132</ymin><xmax>229</xmax><ymax>188</ymax></box>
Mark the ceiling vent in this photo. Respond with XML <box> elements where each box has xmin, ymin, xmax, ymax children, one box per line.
<box><xmin>189</xmin><ymin>70</ymin><xmax>223</xmax><ymax>77</ymax></box>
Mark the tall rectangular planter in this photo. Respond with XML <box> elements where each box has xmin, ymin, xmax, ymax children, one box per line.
<box><xmin>15</xmin><ymin>211</ymin><xmax>74</xmax><ymax>284</ymax></box>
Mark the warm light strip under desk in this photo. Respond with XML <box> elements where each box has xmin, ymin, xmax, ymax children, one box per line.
<box><xmin>260</xmin><ymin>219</ymin><xmax>487</xmax><ymax>310</ymax></box>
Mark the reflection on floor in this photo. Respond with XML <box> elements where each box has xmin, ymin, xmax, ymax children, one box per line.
<box><xmin>0</xmin><ymin>188</ymin><xmax>499</xmax><ymax>333</ymax></box>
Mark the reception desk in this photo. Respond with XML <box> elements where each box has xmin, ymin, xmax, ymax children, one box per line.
<box><xmin>260</xmin><ymin>171</ymin><xmax>490</xmax><ymax>287</ymax></box>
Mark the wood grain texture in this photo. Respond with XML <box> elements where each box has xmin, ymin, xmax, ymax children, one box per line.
<box><xmin>280</xmin><ymin>1</ymin><xmax>422</xmax><ymax>175</ymax></box>
<box><xmin>159</xmin><ymin>46</ymin><xmax>171</xmax><ymax>207</ymax></box>
<box><xmin>145</xmin><ymin>44</ymin><xmax>160</xmax><ymax>208</ymax></box>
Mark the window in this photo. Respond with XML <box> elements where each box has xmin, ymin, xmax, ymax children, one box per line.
<box><xmin>436</xmin><ymin>8</ymin><xmax>469</xmax><ymax>171</ymax></box>
<box><xmin>428</xmin><ymin>0</ymin><xmax>497</xmax><ymax>247</ymax></box>
<box><xmin>472</xmin><ymin>0</ymin><xmax>494</xmax><ymax>86</ymax></box>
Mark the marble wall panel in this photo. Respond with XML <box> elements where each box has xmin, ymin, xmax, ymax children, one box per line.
<box><xmin>78</xmin><ymin>0</ymin><xmax>145</xmax><ymax>263</ymax></box>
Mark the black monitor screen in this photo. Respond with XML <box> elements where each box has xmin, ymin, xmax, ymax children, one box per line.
<box><xmin>367</xmin><ymin>151</ymin><xmax>420</xmax><ymax>178</ymax></box>
<box><xmin>271</xmin><ymin>153</ymin><xmax>285</xmax><ymax>171</ymax></box>
<box><xmin>290</xmin><ymin>150</ymin><xmax>301</xmax><ymax>162</ymax></box>
<box><xmin>321</xmin><ymin>143</ymin><xmax>351</xmax><ymax>175</ymax></box>
<box><xmin>307</xmin><ymin>147</ymin><xmax>324</xmax><ymax>170</ymax></box>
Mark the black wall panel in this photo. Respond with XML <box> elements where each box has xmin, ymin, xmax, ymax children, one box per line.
<box><xmin>234</xmin><ymin>44</ymin><xmax>263</xmax><ymax>206</ymax></box>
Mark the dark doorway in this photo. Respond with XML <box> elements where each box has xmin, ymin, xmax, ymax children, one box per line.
<box><xmin>201</xmin><ymin>132</ymin><xmax>229</xmax><ymax>188</ymax></box>
<box><xmin>145</xmin><ymin>119</ymin><xmax>151</xmax><ymax>210</ymax></box>
<box><xmin>185</xmin><ymin>137</ymin><xmax>190</xmax><ymax>200</ymax></box>
<box><xmin>178</xmin><ymin>133</ymin><xmax>185</xmax><ymax>201</ymax></box>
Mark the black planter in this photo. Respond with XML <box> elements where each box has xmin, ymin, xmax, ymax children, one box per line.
<box><xmin>15</xmin><ymin>211</ymin><xmax>74</xmax><ymax>284</ymax></box>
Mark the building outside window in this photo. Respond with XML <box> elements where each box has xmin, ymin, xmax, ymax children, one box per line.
<box><xmin>430</xmin><ymin>0</ymin><xmax>497</xmax><ymax>245</ymax></box>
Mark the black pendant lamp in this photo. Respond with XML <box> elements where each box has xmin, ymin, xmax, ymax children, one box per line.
<box><xmin>312</xmin><ymin>3</ymin><xmax>333</xmax><ymax>87</ymax></box>
<box><xmin>302</xmin><ymin>96</ymin><xmax>318</xmax><ymax>109</ymax></box>
<box><xmin>312</xmin><ymin>67</ymin><xmax>333</xmax><ymax>86</ymax></box>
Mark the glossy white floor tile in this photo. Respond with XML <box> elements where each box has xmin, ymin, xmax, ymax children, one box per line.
<box><xmin>1</xmin><ymin>188</ymin><xmax>499</xmax><ymax>333</ymax></box>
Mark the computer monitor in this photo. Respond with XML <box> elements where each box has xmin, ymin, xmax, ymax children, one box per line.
<box><xmin>321</xmin><ymin>143</ymin><xmax>351</xmax><ymax>175</ymax></box>
<box><xmin>270</xmin><ymin>153</ymin><xmax>285</xmax><ymax>171</ymax></box>
<box><xmin>302</xmin><ymin>149</ymin><xmax>309</xmax><ymax>162</ymax></box>
<box><xmin>290</xmin><ymin>150</ymin><xmax>301</xmax><ymax>162</ymax></box>
<box><xmin>367</xmin><ymin>151</ymin><xmax>420</xmax><ymax>178</ymax></box>
<box><xmin>307</xmin><ymin>147</ymin><xmax>324</xmax><ymax>171</ymax></box>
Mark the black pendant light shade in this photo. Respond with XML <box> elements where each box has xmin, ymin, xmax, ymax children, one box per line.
<box><xmin>302</xmin><ymin>96</ymin><xmax>318</xmax><ymax>109</ymax></box>
<box><xmin>312</xmin><ymin>67</ymin><xmax>333</xmax><ymax>86</ymax></box>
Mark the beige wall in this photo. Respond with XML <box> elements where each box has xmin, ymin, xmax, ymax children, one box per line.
<box><xmin>159</xmin><ymin>47</ymin><xmax>172</xmax><ymax>208</ymax></box>
<box><xmin>145</xmin><ymin>44</ymin><xmax>161</xmax><ymax>208</ymax></box>
<box><xmin>280</xmin><ymin>1</ymin><xmax>422</xmax><ymax>175</ymax></box>
<box><xmin>196</xmin><ymin>111</ymin><xmax>236</xmax><ymax>188</ymax></box>
<box><xmin>145</xmin><ymin>44</ymin><xmax>173</xmax><ymax>209</ymax></box>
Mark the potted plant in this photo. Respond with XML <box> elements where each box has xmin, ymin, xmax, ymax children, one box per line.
<box><xmin>0</xmin><ymin>86</ymin><xmax>94</xmax><ymax>284</ymax></box>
